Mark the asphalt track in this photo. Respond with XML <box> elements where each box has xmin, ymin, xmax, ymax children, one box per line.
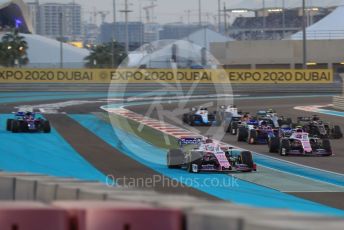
<box><xmin>1</xmin><ymin>92</ymin><xmax>344</xmax><ymax>214</ymax></box>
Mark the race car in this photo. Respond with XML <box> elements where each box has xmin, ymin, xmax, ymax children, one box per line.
<box><xmin>167</xmin><ymin>137</ymin><xmax>257</xmax><ymax>173</ymax></box>
<box><xmin>182</xmin><ymin>107</ymin><xmax>217</xmax><ymax>126</ymax></box>
<box><xmin>296</xmin><ymin>115</ymin><xmax>342</xmax><ymax>139</ymax></box>
<box><xmin>268</xmin><ymin>129</ymin><xmax>332</xmax><ymax>156</ymax></box>
<box><xmin>237</xmin><ymin>119</ymin><xmax>278</xmax><ymax>144</ymax></box>
<box><xmin>256</xmin><ymin>109</ymin><xmax>292</xmax><ymax>128</ymax></box>
<box><xmin>6</xmin><ymin>111</ymin><xmax>51</xmax><ymax>133</ymax></box>
<box><xmin>218</xmin><ymin>105</ymin><xmax>245</xmax><ymax>135</ymax></box>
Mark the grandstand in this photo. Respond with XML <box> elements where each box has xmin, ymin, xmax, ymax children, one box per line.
<box><xmin>227</xmin><ymin>0</ymin><xmax>342</xmax><ymax>40</ymax></box>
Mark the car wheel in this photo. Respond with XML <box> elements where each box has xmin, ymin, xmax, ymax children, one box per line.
<box><xmin>279</xmin><ymin>139</ymin><xmax>290</xmax><ymax>156</ymax></box>
<box><xmin>6</xmin><ymin>119</ymin><xmax>13</xmax><ymax>131</ymax></box>
<box><xmin>43</xmin><ymin>120</ymin><xmax>51</xmax><ymax>133</ymax></box>
<box><xmin>167</xmin><ymin>149</ymin><xmax>184</xmax><ymax>169</ymax></box>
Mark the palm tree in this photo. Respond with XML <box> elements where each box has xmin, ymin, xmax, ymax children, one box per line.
<box><xmin>84</xmin><ymin>41</ymin><xmax>127</xmax><ymax>68</ymax></box>
<box><xmin>1</xmin><ymin>29</ymin><xmax>29</xmax><ymax>67</ymax></box>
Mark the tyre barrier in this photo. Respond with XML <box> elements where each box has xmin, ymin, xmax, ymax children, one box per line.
<box><xmin>0</xmin><ymin>171</ymin><xmax>344</xmax><ymax>229</ymax></box>
<box><xmin>333</xmin><ymin>96</ymin><xmax>344</xmax><ymax>111</ymax></box>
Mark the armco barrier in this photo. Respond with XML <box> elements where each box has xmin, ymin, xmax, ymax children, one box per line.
<box><xmin>187</xmin><ymin>209</ymin><xmax>344</xmax><ymax>230</ymax></box>
<box><xmin>15</xmin><ymin>175</ymin><xmax>61</xmax><ymax>200</ymax></box>
<box><xmin>53</xmin><ymin>201</ymin><xmax>183</xmax><ymax>230</ymax></box>
<box><xmin>0</xmin><ymin>172</ymin><xmax>344</xmax><ymax>230</ymax></box>
<box><xmin>0</xmin><ymin>173</ymin><xmax>42</xmax><ymax>200</ymax></box>
<box><xmin>244</xmin><ymin>219</ymin><xmax>344</xmax><ymax>230</ymax></box>
<box><xmin>0</xmin><ymin>202</ymin><xmax>68</xmax><ymax>230</ymax></box>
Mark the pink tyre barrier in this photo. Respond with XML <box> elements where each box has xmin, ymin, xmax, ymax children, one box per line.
<box><xmin>53</xmin><ymin>201</ymin><xmax>182</xmax><ymax>230</ymax></box>
<box><xmin>0</xmin><ymin>202</ymin><xmax>67</xmax><ymax>230</ymax></box>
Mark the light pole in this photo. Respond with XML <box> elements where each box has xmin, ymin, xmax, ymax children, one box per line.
<box><xmin>198</xmin><ymin>0</ymin><xmax>202</xmax><ymax>26</ymax></box>
<box><xmin>302</xmin><ymin>0</ymin><xmax>307</xmax><ymax>69</ymax></box>
<box><xmin>112</xmin><ymin>0</ymin><xmax>116</xmax><ymax>68</ymax></box>
<box><xmin>59</xmin><ymin>11</ymin><xmax>64</xmax><ymax>68</ymax></box>
<box><xmin>218</xmin><ymin>0</ymin><xmax>221</xmax><ymax>32</ymax></box>
<box><xmin>120</xmin><ymin>0</ymin><xmax>132</xmax><ymax>54</ymax></box>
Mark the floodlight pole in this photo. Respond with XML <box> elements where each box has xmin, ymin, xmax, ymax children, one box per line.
<box><xmin>218</xmin><ymin>0</ymin><xmax>221</xmax><ymax>32</ymax></box>
<box><xmin>59</xmin><ymin>11</ymin><xmax>63</xmax><ymax>69</ymax></box>
<box><xmin>302</xmin><ymin>0</ymin><xmax>307</xmax><ymax>69</ymax></box>
<box><xmin>112</xmin><ymin>0</ymin><xmax>116</xmax><ymax>68</ymax></box>
<box><xmin>120</xmin><ymin>0</ymin><xmax>132</xmax><ymax>54</ymax></box>
<box><xmin>198</xmin><ymin>0</ymin><xmax>202</xmax><ymax>26</ymax></box>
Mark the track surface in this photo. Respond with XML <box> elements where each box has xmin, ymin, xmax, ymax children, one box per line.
<box><xmin>1</xmin><ymin>93</ymin><xmax>344</xmax><ymax>212</ymax></box>
<box><xmin>128</xmin><ymin>96</ymin><xmax>344</xmax><ymax>174</ymax></box>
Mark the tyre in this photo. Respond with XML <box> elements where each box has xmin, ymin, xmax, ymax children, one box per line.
<box><xmin>248</xmin><ymin>129</ymin><xmax>257</xmax><ymax>144</ymax></box>
<box><xmin>182</xmin><ymin>114</ymin><xmax>189</xmax><ymax>124</ymax></box>
<box><xmin>269</xmin><ymin>137</ymin><xmax>280</xmax><ymax>153</ymax></box>
<box><xmin>11</xmin><ymin>120</ymin><xmax>20</xmax><ymax>133</ymax></box>
<box><xmin>167</xmin><ymin>149</ymin><xmax>184</xmax><ymax>169</ymax></box>
<box><xmin>6</xmin><ymin>119</ymin><xmax>13</xmax><ymax>131</ymax></box>
<box><xmin>225</xmin><ymin>123</ymin><xmax>231</xmax><ymax>133</ymax></box>
<box><xmin>332</xmin><ymin>125</ymin><xmax>343</xmax><ymax>139</ymax></box>
<box><xmin>240</xmin><ymin>151</ymin><xmax>254</xmax><ymax>169</ymax></box>
<box><xmin>279</xmin><ymin>139</ymin><xmax>290</xmax><ymax>156</ymax></box>
<box><xmin>43</xmin><ymin>120</ymin><xmax>51</xmax><ymax>133</ymax></box>
<box><xmin>237</xmin><ymin>127</ymin><xmax>248</xmax><ymax>142</ymax></box>
<box><xmin>322</xmin><ymin>139</ymin><xmax>332</xmax><ymax>155</ymax></box>
<box><xmin>187</xmin><ymin>151</ymin><xmax>203</xmax><ymax>173</ymax></box>
<box><xmin>231</xmin><ymin>122</ymin><xmax>238</xmax><ymax>135</ymax></box>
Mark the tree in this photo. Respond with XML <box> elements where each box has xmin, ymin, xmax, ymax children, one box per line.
<box><xmin>0</xmin><ymin>29</ymin><xmax>29</xmax><ymax>67</ymax></box>
<box><xmin>84</xmin><ymin>41</ymin><xmax>127</xmax><ymax>68</ymax></box>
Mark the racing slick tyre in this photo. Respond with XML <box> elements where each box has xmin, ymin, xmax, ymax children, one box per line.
<box><xmin>167</xmin><ymin>149</ymin><xmax>184</xmax><ymax>169</ymax></box>
<box><xmin>230</xmin><ymin>122</ymin><xmax>238</xmax><ymax>135</ymax></box>
<box><xmin>240</xmin><ymin>151</ymin><xmax>254</xmax><ymax>169</ymax></box>
<box><xmin>182</xmin><ymin>114</ymin><xmax>189</xmax><ymax>124</ymax></box>
<box><xmin>43</xmin><ymin>121</ymin><xmax>51</xmax><ymax>133</ymax></box>
<box><xmin>269</xmin><ymin>137</ymin><xmax>280</xmax><ymax>153</ymax></box>
<box><xmin>322</xmin><ymin>139</ymin><xmax>332</xmax><ymax>155</ymax></box>
<box><xmin>11</xmin><ymin>120</ymin><xmax>20</xmax><ymax>133</ymax></box>
<box><xmin>187</xmin><ymin>151</ymin><xmax>202</xmax><ymax>173</ymax></box>
<box><xmin>237</xmin><ymin>127</ymin><xmax>248</xmax><ymax>142</ymax></box>
<box><xmin>248</xmin><ymin>129</ymin><xmax>257</xmax><ymax>145</ymax></box>
<box><xmin>279</xmin><ymin>139</ymin><xmax>290</xmax><ymax>156</ymax></box>
<box><xmin>332</xmin><ymin>126</ymin><xmax>343</xmax><ymax>139</ymax></box>
<box><xmin>6</xmin><ymin>119</ymin><xmax>13</xmax><ymax>131</ymax></box>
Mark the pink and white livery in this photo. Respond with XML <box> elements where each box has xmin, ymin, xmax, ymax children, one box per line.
<box><xmin>167</xmin><ymin>137</ymin><xmax>257</xmax><ymax>173</ymax></box>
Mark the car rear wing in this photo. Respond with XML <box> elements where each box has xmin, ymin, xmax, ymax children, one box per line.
<box><xmin>178</xmin><ymin>136</ymin><xmax>203</xmax><ymax>146</ymax></box>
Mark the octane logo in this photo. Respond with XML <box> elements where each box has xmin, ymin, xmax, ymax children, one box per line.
<box><xmin>107</xmin><ymin>40</ymin><xmax>233</xmax><ymax>165</ymax></box>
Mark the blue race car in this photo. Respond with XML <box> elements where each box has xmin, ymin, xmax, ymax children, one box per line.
<box><xmin>182</xmin><ymin>107</ymin><xmax>217</xmax><ymax>126</ymax></box>
<box><xmin>237</xmin><ymin>119</ymin><xmax>278</xmax><ymax>144</ymax></box>
<box><xmin>7</xmin><ymin>111</ymin><xmax>51</xmax><ymax>133</ymax></box>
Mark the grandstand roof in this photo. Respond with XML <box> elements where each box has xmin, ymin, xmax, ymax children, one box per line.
<box><xmin>0</xmin><ymin>33</ymin><xmax>90</xmax><ymax>67</ymax></box>
<box><xmin>0</xmin><ymin>0</ymin><xmax>32</xmax><ymax>33</ymax></box>
<box><xmin>229</xmin><ymin>0</ymin><xmax>344</xmax><ymax>10</ymax></box>
<box><xmin>290</xmin><ymin>6</ymin><xmax>344</xmax><ymax>40</ymax></box>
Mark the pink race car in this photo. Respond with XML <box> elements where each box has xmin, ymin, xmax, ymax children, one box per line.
<box><xmin>167</xmin><ymin>137</ymin><xmax>257</xmax><ymax>173</ymax></box>
<box><xmin>269</xmin><ymin>129</ymin><xmax>332</xmax><ymax>156</ymax></box>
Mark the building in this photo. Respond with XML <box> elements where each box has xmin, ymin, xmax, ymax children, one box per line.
<box><xmin>159</xmin><ymin>23</ymin><xmax>201</xmax><ymax>40</ymax></box>
<box><xmin>99</xmin><ymin>22</ymin><xmax>144</xmax><ymax>51</ymax></box>
<box><xmin>28</xmin><ymin>2</ymin><xmax>82</xmax><ymax>41</ymax></box>
<box><xmin>144</xmin><ymin>23</ymin><xmax>160</xmax><ymax>43</ymax></box>
<box><xmin>27</xmin><ymin>0</ymin><xmax>39</xmax><ymax>34</ymax></box>
<box><xmin>0</xmin><ymin>0</ymin><xmax>33</xmax><ymax>33</ymax></box>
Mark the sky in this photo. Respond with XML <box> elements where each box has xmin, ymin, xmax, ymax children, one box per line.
<box><xmin>27</xmin><ymin>0</ymin><xmax>234</xmax><ymax>24</ymax></box>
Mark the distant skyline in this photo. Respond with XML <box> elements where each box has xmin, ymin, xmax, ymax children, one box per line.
<box><xmin>26</xmin><ymin>0</ymin><xmax>240</xmax><ymax>25</ymax></box>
